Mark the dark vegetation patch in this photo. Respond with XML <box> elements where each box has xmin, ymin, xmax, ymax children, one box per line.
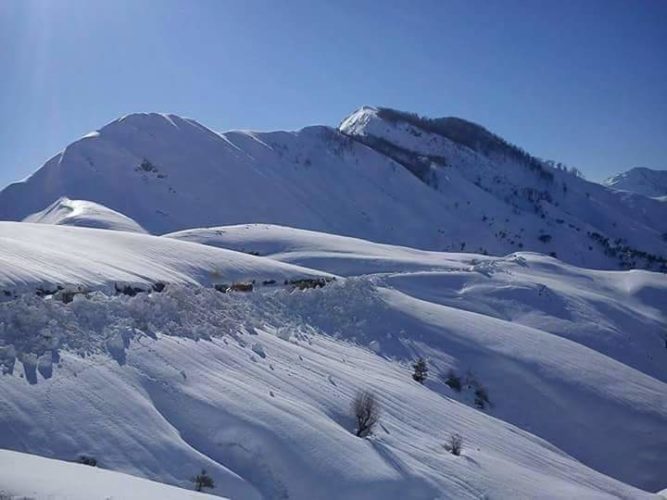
<box><xmin>375</xmin><ymin>107</ymin><xmax>553</xmax><ymax>181</ymax></box>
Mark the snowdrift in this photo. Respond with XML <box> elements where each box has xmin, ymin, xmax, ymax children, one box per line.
<box><xmin>24</xmin><ymin>197</ymin><xmax>148</xmax><ymax>233</ymax></box>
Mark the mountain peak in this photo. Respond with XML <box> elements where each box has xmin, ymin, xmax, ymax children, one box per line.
<box><xmin>604</xmin><ymin>167</ymin><xmax>667</xmax><ymax>198</ymax></box>
<box><xmin>99</xmin><ymin>112</ymin><xmax>197</xmax><ymax>134</ymax></box>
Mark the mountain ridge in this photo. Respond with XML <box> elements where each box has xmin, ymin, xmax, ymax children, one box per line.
<box><xmin>1</xmin><ymin>107</ymin><xmax>665</xmax><ymax>271</ymax></box>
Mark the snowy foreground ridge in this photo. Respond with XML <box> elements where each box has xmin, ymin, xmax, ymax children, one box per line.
<box><xmin>0</xmin><ymin>449</ymin><xmax>223</xmax><ymax>500</ymax></box>
<box><xmin>0</xmin><ymin>222</ymin><xmax>666</xmax><ymax>499</ymax></box>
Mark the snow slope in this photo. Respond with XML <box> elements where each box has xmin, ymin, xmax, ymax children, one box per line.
<box><xmin>0</xmin><ymin>222</ymin><xmax>330</xmax><ymax>295</ymax></box>
<box><xmin>0</xmin><ymin>286</ymin><xmax>660</xmax><ymax>499</ymax></box>
<box><xmin>0</xmin><ymin>449</ymin><xmax>223</xmax><ymax>500</ymax></box>
<box><xmin>23</xmin><ymin>196</ymin><xmax>147</xmax><ymax>233</ymax></box>
<box><xmin>166</xmin><ymin>224</ymin><xmax>667</xmax><ymax>382</ymax></box>
<box><xmin>604</xmin><ymin>167</ymin><xmax>667</xmax><ymax>199</ymax></box>
<box><xmin>1</xmin><ymin>108</ymin><xmax>665</xmax><ymax>271</ymax></box>
<box><xmin>1</xmin><ymin>223</ymin><xmax>666</xmax><ymax>497</ymax></box>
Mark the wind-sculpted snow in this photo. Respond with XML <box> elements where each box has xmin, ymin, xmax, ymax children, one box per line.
<box><xmin>0</xmin><ymin>278</ymin><xmax>665</xmax><ymax>496</ymax></box>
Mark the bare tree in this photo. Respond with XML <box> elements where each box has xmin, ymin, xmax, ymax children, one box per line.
<box><xmin>445</xmin><ymin>433</ymin><xmax>463</xmax><ymax>456</ymax></box>
<box><xmin>352</xmin><ymin>390</ymin><xmax>380</xmax><ymax>438</ymax></box>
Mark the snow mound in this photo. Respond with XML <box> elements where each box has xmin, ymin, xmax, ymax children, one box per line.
<box><xmin>0</xmin><ymin>449</ymin><xmax>223</xmax><ymax>499</ymax></box>
<box><xmin>0</xmin><ymin>222</ymin><xmax>331</xmax><ymax>294</ymax></box>
<box><xmin>165</xmin><ymin>223</ymin><xmax>469</xmax><ymax>276</ymax></box>
<box><xmin>24</xmin><ymin>197</ymin><xmax>147</xmax><ymax>233</ymax></box>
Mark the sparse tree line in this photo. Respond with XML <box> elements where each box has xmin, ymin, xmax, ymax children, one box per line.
<box><xmin>70</xmin><ymin>359</ymin><xmax>491</xmax><ymax>492</ymax></box>
<box><xmin>351</xmin><ymin>357</ymin><xmax>492</xmax><ymax>462</ymax></box>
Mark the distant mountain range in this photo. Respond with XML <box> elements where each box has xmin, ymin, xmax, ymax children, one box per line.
<box><xmin>1</xmin><ymin>106</ymin><xmax>665</xmax><ymax>271</ymax></box>
<box><xmin>604</xmin><ymin>167</ymin><xmax>667</xmax><ymax>199</ymax></box>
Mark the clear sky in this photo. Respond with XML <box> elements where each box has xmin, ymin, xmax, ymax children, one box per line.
<box><xmin>1</xmin><ymin>0</ymin><xmax>666</xmax><ymax>188</ymax></box>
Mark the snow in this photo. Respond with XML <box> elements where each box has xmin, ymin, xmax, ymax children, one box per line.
<box><xmin>166</xmin><ymin>224</ymin><xmax>667</xmax><ymax>381</ymax></box>
<box><xmin>1</xmin><ymin>223</ymin><xmax>665</xmax><ymax>497</ymax></box>
<box><xmin>0</xmin><ymin>108</ymin><xmax>665</xmax><ymax>271</ymax></box>
<box><xmin>0</xmin><ymin>222</ymin><xmax>330</xmax><ymax>294</ymax></box>
<box><xmin>604</xmin><ymin>167</ymin><xmax>667</xmax><ymax>198</ymax></box>
<box><xmin>1</xmin><ymin>105</ymin><xmax>666</xmax><ymax>498</ymax></box>
<box><xmin>0</xmin><ymin>449</ymin><xmax>223</xmax><ymax>499</ymax></box>
<box><xmin>24</xmin><ymin>197</ymin><xmax>148</xmax><ymax>233</ymax></box>
<box><xmin>0</xmin><ymin>285</ymin><xmax>659</xmax><ymax>499</ymax></box>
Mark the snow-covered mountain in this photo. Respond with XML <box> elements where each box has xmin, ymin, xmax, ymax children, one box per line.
<box><xmin>1</xmin><ymin>108</ymin><xmax>667</xmax><ymax>498</ymax></box>
<box><xmin>1</xmin><ymin>107</ymin><xmax>665</xmax><ymax>271</ymax></box>
<box><xmin>604</xmin><ymin>167</ymin><xmax>667</xmax><ymax>199</ymax></box>
<box><xmin>23</xmin><ymin>197</ymin><xmax>147</xmax><ymax>233</ymax></box>
<box><xmin>1</xmin><ymin>223</ymin><xmax>666</xmax><ymax>498</ymax></box>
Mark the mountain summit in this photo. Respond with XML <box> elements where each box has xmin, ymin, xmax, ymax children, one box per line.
<box><xmin>1</xmin><ymin>107</ymin><xmax>665</xmax><ymax>271</ymax></box>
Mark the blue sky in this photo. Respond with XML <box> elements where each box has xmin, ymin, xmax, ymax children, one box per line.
<box><xmin>1</xmin><ymin>0</ymin><xmax>665</xmax><ymax>187</ymax></box>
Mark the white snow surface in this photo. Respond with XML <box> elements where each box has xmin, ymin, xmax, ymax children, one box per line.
<box><xmin>23</xmin><ymin>196</ymin><xmax>148</xmax><ymax>233</ymax></box>
<box><xmin>0</xmin><ymin>222</ymin><xmax>330</xmax><ymax>294</ymax></box>
<box><xmin>0</xmin><ymin>449</ymin><xmax>223</xmax><ymax>499</ymax></box>
<box><xmin>604</xmin><ymin>167</ymin><xmax>667</xmax><ymax>199</ymax></box>
<box><xmin>0</xmin><ymin>108</ymin><xmax>665</xmax><ymax>271</ymax></box>
<box><xmin>1</xmin><ymin>222</ymin><xmax>666</xmax><ymax>498</ymax></box>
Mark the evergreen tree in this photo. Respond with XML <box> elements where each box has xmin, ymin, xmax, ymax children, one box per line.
<box><xmin>192</xmin><ymin>469</ymin><xmax>214</xmax><ymax>492</ymax></box>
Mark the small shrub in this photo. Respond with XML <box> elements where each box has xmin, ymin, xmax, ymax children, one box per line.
<box><xmin>192</xmin><ymin>469</ymin><xmax>215</xmax><ymax>492</ymax></box>
<box><xmin>474</xmin><ymin>385</ymin><xmax>490</xmax><ymax>409</ymax></box>
<box><xmin>229</xmin><ymin>282</ymin><xmax>254</xmax><ymax>292</ymax></box>
<box><xmin>412</xmin><ymin>357</ymin><xmax>428</xmax><ymax>384</ymax></box>
<box><xmin>352</xmin><ymin>390</ymin><xmax>380</xmax><ymax>438</ymax></box>
<box><xmin>444</xmin><ymin>433</ymin><xmax>463</xmax><ymax>456</ymax></box>
<box><xmin>137</xmin><ymin>159</ymin><xmax>158</xmax><ymax>173</ymax></box>
<box><xmin>443</xmin><ymin>370</ymin><xmax>462</xmax><ymax>392</ymax></box>
<box><xmin>538</xmin><ymin>234</ymin><xmax>552</xmax><ymax>243</ymax></box>
<box><xmin>289</xmin><ymin>278</ymin><xmax>329</xmax><ymax>290</ymax></box>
